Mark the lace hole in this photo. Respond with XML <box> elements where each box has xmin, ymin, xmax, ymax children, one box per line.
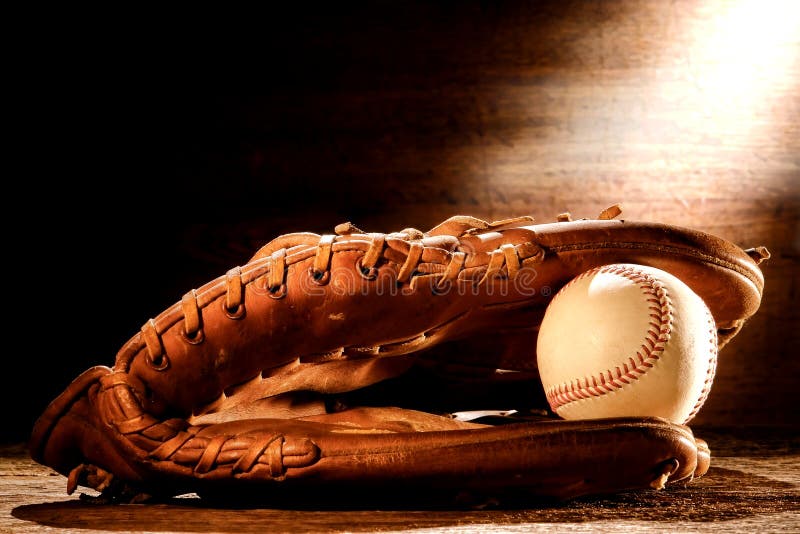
<box><xmin>432</xmin><ymin>279</ymin><xmax>452</xmax><ymax>295</ymax></box>
<box><xmin>355</xmin><ymin>257</ymin><xmax>378</xmax><ymax>280</ymax></box>
<box><xmin>268</xmin><ymin>283</ymin><xmax>287</xmax><ymax>299</ymax></box>
<box><xmin>223</xmin><ymin>299</ymin><xmax>246</xmax><ymax>320</ymax></box>
<box><xmin>181</xmin><ymin>327</ymin><xmax>205</xmax><ymax>345</ymax></box>
<box><xmin>147</xmin><ymin>352</ymin><xmax>169</xmax><ymax>371</ymax></box>
<box><xmin>308</xmin><ymin>268</ymin><xmax>331</xmax><ymax>285</ymax></box>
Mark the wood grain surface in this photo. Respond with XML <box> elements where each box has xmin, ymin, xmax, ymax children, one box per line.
<box><xmin>14</xmin><ymin>0</ymin><xmax>799</xmax><ymax>443</ymax></box>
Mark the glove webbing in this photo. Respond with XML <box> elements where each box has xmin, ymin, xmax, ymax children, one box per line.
<box><xmin>97</xmin><ymin>372</ymin><xmax>320</xmax><ymax>478</ymax></box>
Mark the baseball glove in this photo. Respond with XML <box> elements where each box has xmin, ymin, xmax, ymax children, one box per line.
<box><xmin>30</xmin><ymin>205</ymin><xmax>768</xmax><ymax>505</ymax></box>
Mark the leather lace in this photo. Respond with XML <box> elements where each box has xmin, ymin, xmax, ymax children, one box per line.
<box><xmin>134</xmin><ymin>207</ymin><xmax>620</xmax><ymax>372</ymax></box>
<box><xmin>97</xmin><ymin>372</ymin><xmax>319</xmax><ymax>478</ymax></box>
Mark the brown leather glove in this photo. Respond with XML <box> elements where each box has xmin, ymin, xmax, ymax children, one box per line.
<box><xmin>30</xmin><ymin>206</ymin><xmax>768</xmax><ymax>504</ymax></box>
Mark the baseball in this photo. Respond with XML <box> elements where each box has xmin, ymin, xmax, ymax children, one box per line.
<box><xmin>536</xmin><ymin>263</ymin><xmax>718</xmax><ymax>424</ymax></box>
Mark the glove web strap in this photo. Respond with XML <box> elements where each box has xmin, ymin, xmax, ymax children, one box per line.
<box><xmin>98</xmin><ymin>372</ymin><xmax>320</xmax><ymax>480</ymax></box>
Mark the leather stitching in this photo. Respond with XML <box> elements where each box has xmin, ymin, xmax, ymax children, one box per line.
<box><xmin>544</xmin><ymin>265</ymin><xmax>673</xmax><ymax>413</ymax></box>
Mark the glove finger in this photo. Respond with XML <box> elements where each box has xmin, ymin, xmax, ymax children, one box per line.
<box><xmin>34</xmin><ymin>369</ymin><xmax>701</xmax><ymax>502</ymax></box>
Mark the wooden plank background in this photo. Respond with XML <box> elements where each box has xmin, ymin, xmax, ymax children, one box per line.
<box><xmin>12</xmin><ymin>0</ymin><xmax>799</xmax><ymax>442</ymax></box>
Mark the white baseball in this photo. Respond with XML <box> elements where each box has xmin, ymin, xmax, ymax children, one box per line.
<box><xmin>536</xmin><ymin>263</ymin><xmax>717</xmax><ymax>424</ymax></box>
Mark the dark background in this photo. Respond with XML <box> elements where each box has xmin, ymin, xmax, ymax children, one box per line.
<box><xmin>11</xmin><ymin>1</ymin><xmax>799</xmax><ymax>442</ymax></box>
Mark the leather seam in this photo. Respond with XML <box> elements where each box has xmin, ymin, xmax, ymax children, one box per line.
<box><xmin>550</xmin><ymin>241</ymin><xmax>762</xmax><ymax>291</ymax></box>
<box><xmin>544</xmin><ymin>265</ymin><xmax>673</xmax><ymax>413</ymax></box>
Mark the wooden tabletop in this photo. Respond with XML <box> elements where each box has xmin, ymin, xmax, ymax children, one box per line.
<box><xmin>3</xmin><ymin>426</ymin><xmax>798</xmax><ymax>533</ymax></box>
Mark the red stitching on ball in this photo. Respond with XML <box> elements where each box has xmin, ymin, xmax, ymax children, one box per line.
<box><xmin>683</xmin><ymin>307</ymin><xmax>718</xmax><ymax>422</ymax></box>
<box><xmin>548</xmin><ymin>267</ymin><xmax>601</xmax><ymax>305</ymax></box>
<box><xmin>545</xmin><ymin>264</ymin><xmax>673</xmax><ymax>411</ymax></box>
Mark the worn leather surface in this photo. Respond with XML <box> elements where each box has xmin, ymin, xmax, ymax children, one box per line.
<box><xmin>30</xmin><ymin>208</ymin><xmax>765</xmax><ymax>503</ymax></box>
